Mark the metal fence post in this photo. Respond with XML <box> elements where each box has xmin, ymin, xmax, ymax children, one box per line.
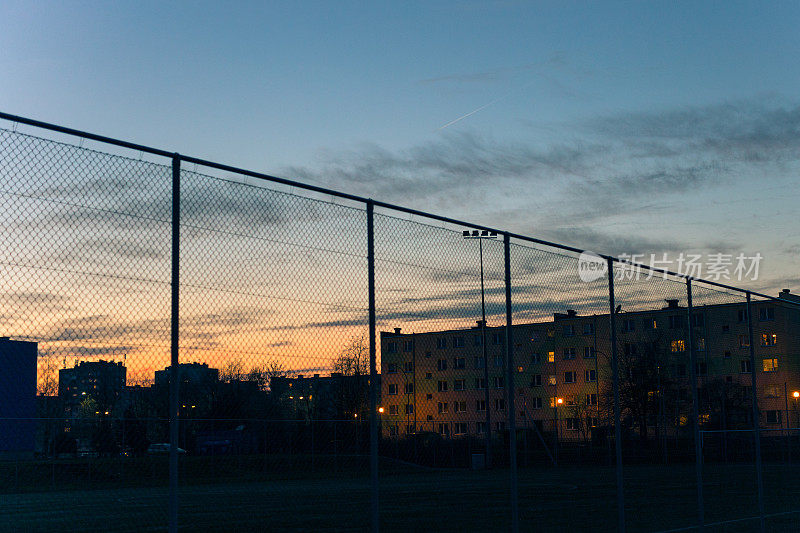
<box><xmin>686</xmin><ymin>279</ymin><xmax>705</xmax><ymax>530</ymax></box>
<box><xmin>503</xmin><ymin>234</ymin><xmax>519</xmax><ymax>533</ymax></box>
<box><xmin>607</xmin><ymin>258</ymin><xmax>625</xmax><ymax>533</ymax></box>
<box><xmin>367</xmin><ymin>201</ymin><xmax>379</xmax><ymax>533</ymax></box>
<box><xmin>746</xmin><ymin>292</ymin><xmax>766</xmax><ymax>532</ymax></box>
<box><xmin>169</xmin><ymin>154</ymin><xmax>181</xmax><ymax>533</ymax></box>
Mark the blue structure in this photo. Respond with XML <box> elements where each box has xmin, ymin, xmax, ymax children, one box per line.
<box><xmin>0</xmin><ymin>337</ymin><xmax>38</xmax><ymax>456</ymax></box>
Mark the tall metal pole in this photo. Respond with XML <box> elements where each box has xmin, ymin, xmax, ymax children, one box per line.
<box><xmin>367</xmin><ymin>201</ymin><xmax>379</xmax><ymax>533</ymax></box>
<box><xmin>686</xmin><ymin>280</ymin><xmax>705</xmax><ymax>530</ymax></box>
<box><xmin>169</xmin><ymin>154</ymin><xmax>181</xmax><ymax>533</ymax></box>
<box><xmin>503</xmin><ymin>234</ymin><xmax>519</xmax><ymax>533</ymax></box>
<box><xmin>746</xmin><ymin>292</ymin><xmax>766</xmax><ymax>532</ymax></box>
<box><xmin>607</xmin><ymin>258</ymin><xmax>625</xmax><ymax>533</ymax></box>
<box><xmin>480</xmin><ymin>238</ymin><xmax>491</xmax><ymax>467</ymax></box>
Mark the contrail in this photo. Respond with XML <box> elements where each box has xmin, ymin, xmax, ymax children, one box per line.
<box><xmin>437</xmin><ymin>95</ymin><xmax>509</xmax><ymax>130</ymax></box>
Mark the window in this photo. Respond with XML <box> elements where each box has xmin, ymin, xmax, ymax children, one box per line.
<box><xmin>426</xmin><ymin>415</ymin><xmax>433</xmax><ymax>421</ymax></box>
<box><xmin>437</xmin><ymin>338</ymin><xmax>447</xmax><ymax>349</ymax></box>
<box><xmin>387</xmin><ymin>363</ymin><xmax>398</xmax><ymax>374</ymax></box>
<box><xmin>586</xmin><ymin>393</ymin><xmax>598</xmax><ymax>406</ymax></box>
<box><xmin>739</xmin><ymin>335</ymin><xmax>750</xmax><ymax>348</ymax></box>
<box><xmin>531</xmin><ymin>353</ymin><xmax>542</xmax><ymax>364</ymax></box>
<box><xmin>425</xmin><ymin>372</ymin><xmax>432</xmax><ymax>379</ymax></box>
<box><xmin>531</xmin><ymin>374</ymin><xmax>542</xmax><ymax>387</ymax></box>
<box><xmin>406</xmin><ymin>424</ymin><xmax>415</xmax><ymax>435</ymax></box>
<box><xmin>763</xmin><ymin>358</ymin><xmax>778</xmax><ymax>372</ymax></box>
<box><xmin>766</xmin><ymin>410</ymin><xmax>782</xmax><ymax>425</ymax></box>
<box><xmin>548</xmin><ymin>375</ymin><xmax>557</xmax><ymax>385</ymax></box>
<box><xmin>740</xmin><ymin>360</ymin><xmax>752</xmax><ymax>373</ymax></box>
<box><xmin>453</xmin><ymin>401</ymin><xmax>466</xmax><ymax>413</ymax></box>
<box><xmin>583</xmin><ymin>323</ymin><xmax>595</xmax><ymax>335</ymax></box>
<box><xmin>403</xmin><ymin>361</ymin><xmax>414</xmax><ymax>372</ymax></box>
<box><xmin>404</xmin><ymin>383</ymin><xmax>414</xmax><ymax>394</ymax></box>
<box><xmin>564</xmin><ymin>371</ymin><xmax>576</xmax><ymax>384</ymax></box>
<box><xmin>761</xmin><ymin>334</ymin><xmax>777</xmax><ymax>347</ymax></box>
<box><xmin>759</xmin><ymin>307</ymin><xmax>775</xmax><ymax>321</ymax></box>
<box><xmin>548</xmin><ymin>351</ymin><xmax>555</xmax><ymax>363</ymax></box>
<box><xmin>669</xmin><ymin>315</ymin><xmax>685</xmax><ymax>329</ymax></box>
<box><xmin>437</xmin><ymin>359</ymin><xmax>448</xmax><ymax>371</ymax></box>
<box><xmin>474</xmin><ymin>356</ymin><xmax>486</xmax><ymax>369</ymax></box>
<box><xmin>517</xmin><ymin>366</ymin><xmax>524</xmax><ymax>373</ymax></box>
<box><xmin>565</xmin><ymin>418</ymin><xmax>580</xmax><ymax>431</ymax></box>
<box><xmin>530</xmin><ymin>397</ymin><xmax>542</xmax><ymax>409</ymax></box>
<box><xmin>387</xmin><ymin>342</ymin><xmax>398</xmax><ymax>354</ymax></box>
<box><xmin>438</xmin><ymin>423</ymin><xmax>450</xmax><ymax>436</ymax></box>
<box><xmin>585</xmin><ymin>369</ymin><xmax>596</xmax><ymax>382</ymax></box>
<box><xmin>650</xmin><ymin>318</ymin><xmax>658</xmax><ymax>330</ymax></box>
<box><xmin>437</xmin><ymin>380</ymin><xmax>448</xmax><ymax>392</ymax></box>
<box><xmin>389</xmin><ymin>426</ymin><xmax>398</xmax><ymax>436</ymax></box>
<box><xmin>584</xmin><ymin>347</ymin><xmax>596</xmax><ymax>359</ymax></box>
<box><xmin>587</xmin><ymin>417</ymin><xmax>598</xmax><ymax>428</ymax></box>
<box><xmin>671</xmin><ymin>340</ymin><xmax>685</xmax><ymax>353</ymax></box>
<box><xmin>493</xmin><ymin>355</ymin><xmax>504</xmax><ymax>368</ymax></box>
<box><xmin>438</xmin><ymin>402</ymin><xmax>448</xmax><ymax>414</ymax></box>
<box><xmin>426</xmin><ymin>393</ymin><xmax>432</xmax><ymax>400</ymax></box>
<box><xmin>425</xmin><ymin>351</ymin><xmax>431</xmax><ymax>358</ymax></box>
<box><xmin>695</xmin><ymin>362</ymin><xmax>707</xmax><ymax>376</ymax></box>
<box><xmin>476</xmin><ymin>400</ymin><xmax>486</xmax><ymax>411</ymax></box>
<box><xmin>494</xmin><ymin>376</ymin><xmax>504</xmax><ymax>389</ymax></box>
<box><xmin>473</xmin><ymin>335</ymin><xmax>482</xmax><ymax>347</ymax></box>
<box><xmin>563</xmin><ymin>348</ymin><xmax>576</xmax><ymax>360</ymax></box>
<box><xmin>453</xmin><ymin>379</ymin><xmax>466</xmax><ymax>391</ymax></box>
<box><xmin>454</xmin><ymin>423</ymin><xmax>468</xmax><ymax>435</ymax></box>
<box><xmin>388</xmin><ymin>384</ymin><xmax>398</xmax><ymax>395</ymax></box>
<box><xmin>453</xmin><ymin>357</ymin><xmax>466</xmax><ymax>369</ymax></box>
<box><xmin>495</xmin><ymin>399</ymin><xmax>505</xmax><ymax>411</ymax></box>
<box><xmin>453</xmin><ymin>336</ymin><xmax>465</xmax><ymax>348</ymax></box>
<box><xmin>403</xmin><ymin>340</ymin><xmax>413</xmax><ymax>352</ymax></box>
<box><xmin>389</xmin><ymin>405</ymin><xmax>398</xmax><ymax>415</ymax></box>
<box><xmin>696</xmin><ymin>338</ymin><xmax>705</xmax><ymax>351</ymax></box>
<box><xmin>622</xmin><ymin>319</ymin><xmax>635</xmax><ymax>332</ymax></box>
<box><xmin>495</xmin><ymin>422</ymin><xmax>505</xmax><ymax>432</ymax></box>
<box><xmin>737</xmin><ymin>309</ymin><xmax>748</xmax><ymax>322</ymax></box>
<box><xmin>492</xmin><ymin>332</ymin><xmax>503</xmax><ymax>345</ymax></box>
<box><xmin>474</xmin><ymin>377</ymin><xmax>487</xmax><ymax>389</ymax></box>
<box><xmin>563</xmin><ymin>325</ymin><xmax>575</xmax><ymax>337</ymax></box>
<box><xmin>476</xmin><ymin>422</ymin><xmax>487</xmax><ymax>434</ymax></box>
<box><xmin>550</xmin><ymin>397</ymin><xmax>560</xmax><ymax>408</ymax></box>
<box><xmin>765</xmin><ymin>385</ymin><xmax>781</xmax><ymax>398</ymax></box>
<box><xmin>405</xmin><ymin>404</ymin><xmax>414</xmax><ymax>414</ymax></box>
<box><xmin>724</xmin><ymin>351</ymin><xmax>731</xmax><ymax>359</ymax></box>
<box><xmin>691</xmin><ymin>314</ymin><xmax>704</xmax><ymax>327</ymax></box>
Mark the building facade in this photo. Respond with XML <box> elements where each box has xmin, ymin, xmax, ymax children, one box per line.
<box><xmin>380</xmin><ymin>290</ymin><xmax>800</xmax><ymax>441</ymax></box>
<box><xmin>0</xmin><ymin>337</ymin><xmax>38</xmax><ymax>456</ymax></box>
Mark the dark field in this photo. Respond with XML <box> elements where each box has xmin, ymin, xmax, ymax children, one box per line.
<box><xmin>3</xmin><ymin>457</ymin><xmax>800</xmax><ymax>532</ymax></box>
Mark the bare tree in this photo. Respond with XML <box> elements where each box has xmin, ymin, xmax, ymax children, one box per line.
<box><xmin>247</xmin><ymin>360</ymin><xmax>286</xmax><ymax>391</ymax></box>
<box><xmin>332</xmin><ymin>334</ymin><xmax>368</xmax><ymax>376</ymax></box>
<box><xmin>220</xmin><ymin>358</ymin><xmax>245</xmax><ymax>382</ymax></box>
<box><xmin>37</xmin><ymin>356</ymin><xmax>60</xmax><ymax>397</ymax></box>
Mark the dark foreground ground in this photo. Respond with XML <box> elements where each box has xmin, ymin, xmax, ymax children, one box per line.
<box><xmin>2</xmin><ymin>457</ymin><xmax>800</xmax><ymax>532</ymax></box>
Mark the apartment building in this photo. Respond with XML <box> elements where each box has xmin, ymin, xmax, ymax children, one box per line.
<box><xmin>380</xmin><ymin>290</ymin><xmax>800</xmax><ymax>441</ymax></box>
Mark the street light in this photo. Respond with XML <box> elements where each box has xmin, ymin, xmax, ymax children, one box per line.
<box><xmin>464</xmin><ymin>228</ymin><xmax>497</xmax><ymax>468</ymax></box>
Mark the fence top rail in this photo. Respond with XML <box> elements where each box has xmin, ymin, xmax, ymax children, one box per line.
<box><xmin>1</xmin><ymin>110</ymin><xmax>796</xmax><ymax>308</ymax></box>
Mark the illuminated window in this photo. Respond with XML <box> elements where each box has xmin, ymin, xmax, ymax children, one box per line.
<box><xmin>761</xmin><ymin>334</ymin><xmax>777</xmax><ymax>347</ymax></box>
<box><xmin>763</xmin><ymin>358</ymin><xmax>778</xmax><ymax>372</ymax></box>
<box><xmin>548</xmin><ymin>375</ymin><xmax>557</xmax><ymax>386</ymax></box>
<box><xmin>517</xmin><ymin>366</ymin><xmax>524</xmax><ymax>373</ymax></box>
<box><xmin>670</xmin><ymin>340</ymin><xmax>685</xmax><ymax>352</ymax></box>
<box><xmin>548</xmin><ymin>351</ymin><xmax>555</xmax><ymax>363</ymax></box>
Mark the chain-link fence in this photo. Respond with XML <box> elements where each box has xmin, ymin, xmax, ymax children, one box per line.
<box><xmin>2</xmin><ymin>112</ymin><xmax>800</xmax><ymax>532</ymax></box>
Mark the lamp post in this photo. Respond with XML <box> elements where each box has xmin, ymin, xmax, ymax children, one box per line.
<box><xmin>463</xmin><ymin>229</ymin><xmax>497</xmax><ymax>468</ymax></box>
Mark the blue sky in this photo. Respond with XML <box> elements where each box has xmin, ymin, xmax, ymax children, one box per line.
<box><xmin>2</xmin><ymin>0</ymin><xmax>799</xmax><ymax>293</ymax></box>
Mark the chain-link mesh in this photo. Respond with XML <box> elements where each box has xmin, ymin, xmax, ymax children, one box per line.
<box><xmin>3</xmin><ymin>121</ymin><xmax>800</xmax><ymax>532</ymax></box>
<box><xmin>0</xmin><ymin>129</ymin><xmax>172</xmax><ymax>531</ymax></box>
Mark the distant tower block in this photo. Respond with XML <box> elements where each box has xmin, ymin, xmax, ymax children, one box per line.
<box><xmin>0</xmin><ymin>337</ymin><xmax>38</xmax><ymax>457</ymax></box>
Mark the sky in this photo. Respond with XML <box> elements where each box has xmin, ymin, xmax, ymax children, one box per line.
<box><xmin>1</xmin><ymin>1</ymin><xmax>799</xmax><ymax>379</ymax></box>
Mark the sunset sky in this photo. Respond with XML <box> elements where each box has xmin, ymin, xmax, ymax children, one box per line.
<box><xmin>1</xmin><ymin>2</ymin><xmax>798</xmax><ymax>381</ymax></box>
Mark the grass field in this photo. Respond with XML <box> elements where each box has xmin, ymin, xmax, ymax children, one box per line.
<box><xmin>3</xmin><ymin>458</ymin><xmax>800</xmax><ymax>532</ymax></box>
